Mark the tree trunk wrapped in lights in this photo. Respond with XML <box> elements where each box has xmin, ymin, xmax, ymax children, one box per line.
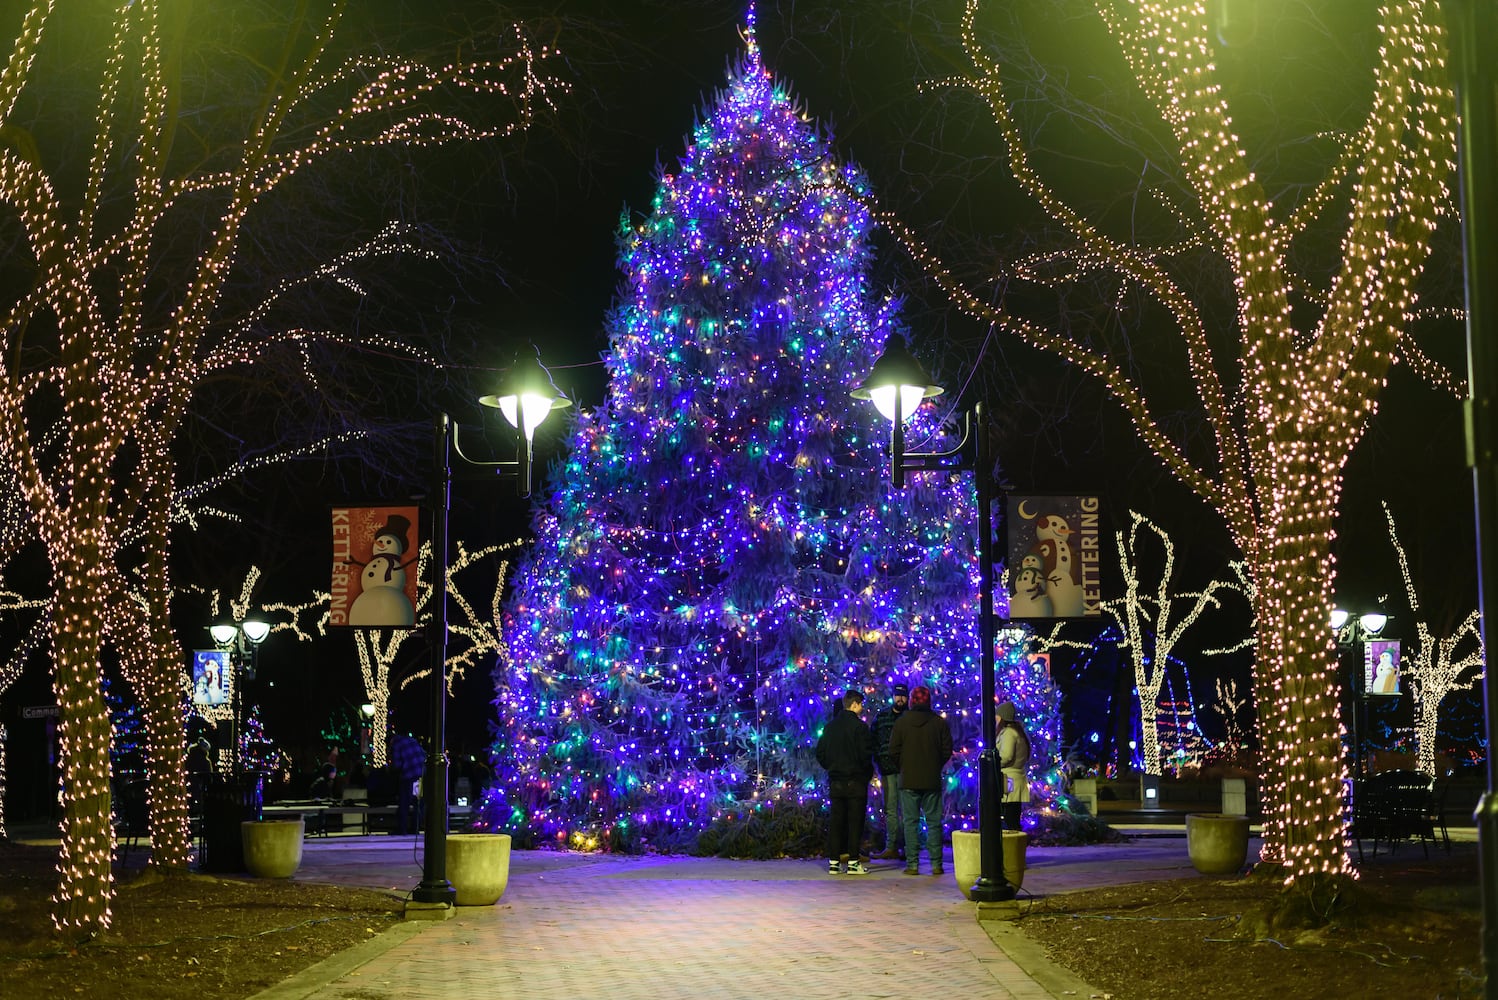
<box><xmin>0</xmin><ymin>2</ymin><xmax>566</xmax><ymax>936</ymax></box>
<box><xmin>102</xmin><ymin>438</ymin><xmax>196</xmax><ymax>873</ymax></box>
<box><xmin>873</xmin><ymin>0</ymin><xmax>1457</xmax><ymax>885</ymax></box>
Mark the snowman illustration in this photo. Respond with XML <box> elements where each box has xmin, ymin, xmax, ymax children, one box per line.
<box><xmin>348</xmin><ymin>514</ymin><xmax>417</xmax><ymax>627</ymax></box>
<box><xmin>1008</xmin><ymin>551</ymin><xmax>1054</xmax><ymax>618</ymax></box>
<box><xmin>1372</xmin><ymin>648</ymin><xmax>1399</xmax><ymax>695</ymax></box>
<box><xmin>1034</xmin><ymin>513</ymin><xmax>1085</xmax><ymax>617</ymax></box>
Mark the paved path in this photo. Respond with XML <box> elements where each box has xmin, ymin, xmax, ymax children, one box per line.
<box><xmin>256</xmin><ymin>833</ymin><xmax>1219</xmax><ymax>1000</ymax></box>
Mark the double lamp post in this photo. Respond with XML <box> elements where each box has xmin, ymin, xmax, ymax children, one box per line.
<box><xmin>1329</xmin><ymin>607</ymin><xmax>1389</xmax><ymax>781</ymax></box>
<box><xmin>202</xmin><ymin>615</ymin><xmax>270</xmax><ymax>872</ymax></box>
<box><xmin>853</xmin><ymin>335</ymin><xmax>1016</xmax><ymax>904</ymax></box>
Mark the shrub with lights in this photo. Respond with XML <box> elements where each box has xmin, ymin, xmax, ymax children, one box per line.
<box><xmin>485</xmin><ymin>18</ymin><xmax>1060</xmax><ymax>852</ymax></box>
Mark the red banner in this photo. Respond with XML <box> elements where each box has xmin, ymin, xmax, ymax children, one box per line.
<box><xmin>331</xmin><ymin>505</ymin><xmax>421</xmax><ymax>628</ymax></box>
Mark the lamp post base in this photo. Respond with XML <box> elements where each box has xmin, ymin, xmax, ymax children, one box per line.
<box><xmin>411</xmin><ymin>879</ymin><xmax>456</xmax><ymax>907</ymax></box>
<box><xmin>403</xmin><ymin>899</ymin><xmax>456</xmax><ymax>921</ymax></box>
<box><xmin>968</xmin><ymin>876</ymin><xmax>1016</xmax><ymax>903</ymax></box>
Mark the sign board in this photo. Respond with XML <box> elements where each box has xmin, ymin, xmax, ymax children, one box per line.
<box><xmin>22</xmin><ymin>704</ymin><xmax>59</xmax><ymax>719</ymax></box>
<box><xmin>1004</xmin><ymin>494</ymin><xmax>1103</xmax><ymax>619</ymax></box>
<box><xmin>191</xmin><ymin>649</ymin><xmax>233</xmax><ymax>706</ymax></box>
<box><xmin>1365</xmin><ymin>639</ymin><xmax>1402</xmax><ymax>696</ymax></box>
<box><xmin>330</xmin><ymin>504</ymin><xmax>422</xmax><ymax>628</ymax></box>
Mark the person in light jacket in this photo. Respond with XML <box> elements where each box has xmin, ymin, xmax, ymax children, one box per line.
<box><xmin>996</xmin><ymin>700</ymin><xmax>1031</xmax><ymax>831</ymax></box>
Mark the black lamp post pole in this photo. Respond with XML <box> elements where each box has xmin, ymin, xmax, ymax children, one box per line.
<box><xmin>970</xmin><ymin>403</ymin><xmax>1011</xmax><ymax>903</ymax></box>
<box><xmin>412</xmin><ymin>413</ymin><xmax>455</xmax><ymax>907</ymax></box>
<box><xmin>886</xmin><ymin>401</ymin><xmax>1012</xmax><ymax>903</ymax></box>
<box><xmin>1449</xmin><ymin>1</ymin><xmax>1498</xmax><ymax>993</ymax></box>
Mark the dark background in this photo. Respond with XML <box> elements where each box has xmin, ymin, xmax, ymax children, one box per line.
<box><xmin>1</xmin><ymin>1</ymin><xmax>1478</xmax><ymax>819</ymax></box>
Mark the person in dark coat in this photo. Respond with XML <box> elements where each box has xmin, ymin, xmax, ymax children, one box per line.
<box><xmin>815</xmin><ymin>689</ymin><xmax>876</xmax><ymax>875</ymax></box>
<box><xmin>390</xmin><ymin>732</ymin><xmax>427</xmax><ymax>835</ymax></box>
<box><xmin>888</xmin><ymin>685</ymin><xmax>954</xmax><ymax>876</ymax></box>
<box><xmin>872</xmin><ymin>681</ymin><xmax>910</xmax><ymax>859</ymax></box>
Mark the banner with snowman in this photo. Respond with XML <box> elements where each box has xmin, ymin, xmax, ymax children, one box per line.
<box><xmin>1365</xmin><ymin>639</ymin><xmax>1402</xmax><ymax>696</ymax></box>
<box><xmin>331</xmin><ymin>505</ymin><xmax>421</xmax><ymax>628</ymax></box>
<box><xmin>1004</xmin><ymin>494</ymin><xmax>1103</xmax><ymax>620</ymax></box>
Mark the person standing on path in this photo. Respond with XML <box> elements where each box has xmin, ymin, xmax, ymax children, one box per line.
<box><xmin>872</xmin><ymin>682</ymin><xmax>909</xmax><ymax>860</ymax></box>
<box><xmin>815</xmin><ymin>688</ymin><xmax>876</xmax><ymax>875</ymax></box>
<box><xmin>390</xmin><ymin>731</ymin><xmax>427</xmax><ymax>835</ymax></box>
<box><xmin>996</xmin><ymin>700</ymin><xmax>1030</xmax><ymax>831</ymax></box>
<box><xmin>888</xmin><ymin>685</ymin><xmax>953</xmax><ymax>876</ymax></box>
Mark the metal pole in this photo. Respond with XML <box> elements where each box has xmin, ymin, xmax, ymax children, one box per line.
<box><xmin>412</xmin><ymin>413</ymin><xmax>455</xmax><ymax>907</ymax></box>
<box><xmin>891</xmin><ymin>393</ymin><xmax>906</xmax><ymax>490</ymax></box>
<box><xmin>1450</xmin><ymin>1</ymin><xmax>1498</xmax><ymax>993</ymax></box>
<box><xmin>1348</xmin><ymin>638</ymin><xmax>1363</xmax><ymax>781</ymax></box>
<box><xmin>970</xmin><ymin>402</ymin><xmax>1014</xmax><ymax>902</ymax></box>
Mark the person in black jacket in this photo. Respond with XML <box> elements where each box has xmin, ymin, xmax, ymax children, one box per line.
<box><xmin>815</xmin><ymin>689</ymin><xmax>876</xmax><ymax>875</ymax></box>
<box><xmin>888</xmin><ymin>685</ymin><xmax>954</xmax><ymax>876</ymax></box>
<box><xmin>872</xmin><ymin>682</ymin><xmax>910</xmax><ymax>860</ymax></box>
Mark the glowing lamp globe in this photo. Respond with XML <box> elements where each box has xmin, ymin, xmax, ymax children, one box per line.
<box><xmin>481</xmin><ymin>349</ymin><xmax>572</xmax><ymax>441</ymax></box>
<box><xmin>851</xmin><ymin>336</ymin><xmax>943</xmax><ymax>424</ymax></box>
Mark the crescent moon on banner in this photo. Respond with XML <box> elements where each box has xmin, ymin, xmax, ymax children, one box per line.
<box><xmin>1017</xmin><ymin>500</ymin><xmax>1037</xmax><ymax>520</ymax></box>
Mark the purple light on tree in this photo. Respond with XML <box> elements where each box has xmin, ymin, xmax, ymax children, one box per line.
<box><xmin>483</xmin><ymin>12</ymin><xmax>1060</xmax><ymax>850</ymax></box>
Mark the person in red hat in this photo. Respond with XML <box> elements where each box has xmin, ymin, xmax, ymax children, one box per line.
<box><xmin>888</xmin><ymin>685</ymin><xmax>954</xmax><ymax>876</ymax></box>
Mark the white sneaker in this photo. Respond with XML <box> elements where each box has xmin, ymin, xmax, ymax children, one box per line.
<box><xmin>845</xmin><ymin>860</ymin><xmax>870</xmax><ymax>875</ymax></box>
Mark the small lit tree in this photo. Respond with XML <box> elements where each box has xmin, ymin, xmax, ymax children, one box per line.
<box><xmin>1381</xmin><ymin>501</ymin><xmax>1484</xmax><ymax>776</ymax></box>
<box><xmin>1104</xmin><ymin>511</ymin><xmax>1237</xmax><ymax>775</ymax></box>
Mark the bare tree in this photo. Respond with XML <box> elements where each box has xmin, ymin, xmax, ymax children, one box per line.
<box><xmin>1104</xmin><ymin>510</ymin><xmax>1237</xmax><ymax>775</ymax></box>
<box><xmin>868</xmin><ymin>0</ymin><xmax>1456</xmax><ymax>891</ymax></box>
<box><xmin>0</xmin><ymin>1</ymin><xmax>565</xmax><ymax>935</ymax></box>
<box><xmin>1382</xmin><ymin>500</ymin><xmax>1485</xmax><ymax>776</ymax></box>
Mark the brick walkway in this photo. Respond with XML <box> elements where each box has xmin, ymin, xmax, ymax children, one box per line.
<box><xmin>258</xmin><ymin>834</ymin><xmax>1213</xmax><ymax>1000</ymax></box>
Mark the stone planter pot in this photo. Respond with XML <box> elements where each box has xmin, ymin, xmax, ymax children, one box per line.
<box><xmin>241</xmin><ymin>818</ymin><xmax>304</xmax><ymax>878</ymax></box>
<box><xmin>1071</xmin><ymin>777</ymin><xmax>1098</xmax><ymax>817</ymax></box>
<box><xmin>951</xmin><ymin>829</ymin><xmax>1029</xmax><ymax>899</ymax></box>
<box><xmin>446</xmin><ymin>833</ymin><xmax>512</xmax><ymax>906</ymax></box>
<box><xmin>1185</xmin><ymin>812</ymin><xmax>1250</xmax><ymax>875</ymax></box>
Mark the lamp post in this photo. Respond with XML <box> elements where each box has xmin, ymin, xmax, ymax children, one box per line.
<box><xmin>202</xmin><ymin>616</ymin><xmax>269</xmax><ymax>873</ymax></box>
<box><xmin>408</xmin><ymin>348</ymin><xmax>569</xmax><ymax>914</ymax></box>
<box><xmin>852</xmin><ymin>335</ymin><xmax>1015</xmax><ymax>903</ymax></box>
<box><xmin>1328</xmin><ymin>608</ymin><xmax>1388</xmax><ymax>781</ymax></box>
<box><xmin>1447</xmin><ymin>2</ymin><xmax>1498</xmax><ymax>992</ymax></box>
<box><xmin>209</xmin><ymin>617</ymin><xmax>269</xmax><ymax>776</ymax></box>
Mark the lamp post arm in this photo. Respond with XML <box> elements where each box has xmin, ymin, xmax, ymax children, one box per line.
<box><xmin>449</xmin><ymin>420</ymin><xmax>532</xmax><ymax>493</ymax></box>
<box><xmin>893</xmin><ymin>409</ymin><xmax>976</xmax><ymax>478</ymax></box>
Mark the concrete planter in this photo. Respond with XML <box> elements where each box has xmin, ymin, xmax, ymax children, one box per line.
<box><xmin>1185</xmin><ymin>812</ymin><xmax>1250</xmax><ymax>875</ymax></box>
<box><xmin>446</xmin><ymin>833</ymin><xmax>512</xmax><ymax>906</ymax></box>
<box><xmin>240</xmin><ymin>818</ymin><xmax>304</xmax><ymax>878</ymax></box>
<box><xmin>951</xmin><ymin>830</ymin><xmax>1028</xmax><ymax>899</ymax></box>
<box><xmin>1221</xmin><ymin>777</ymin><xmax>1247</xmax><ymax>816</ymax></box>
<box><xmin>1071</xmin><ymin>778</ymin><xmax>1098</xmax><ymax>817</ymax></box>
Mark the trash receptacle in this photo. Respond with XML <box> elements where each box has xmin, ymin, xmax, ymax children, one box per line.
<box><xmin>201</xmin><ymin>774</ymin><xmax>263</xmax><ymax>872</ymax></box>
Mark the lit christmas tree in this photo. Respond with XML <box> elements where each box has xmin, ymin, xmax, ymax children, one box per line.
<box><xmin>486</xmin><ymin>16</ymin><xmax>1059</xmax><ymax>850</ymax></box>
